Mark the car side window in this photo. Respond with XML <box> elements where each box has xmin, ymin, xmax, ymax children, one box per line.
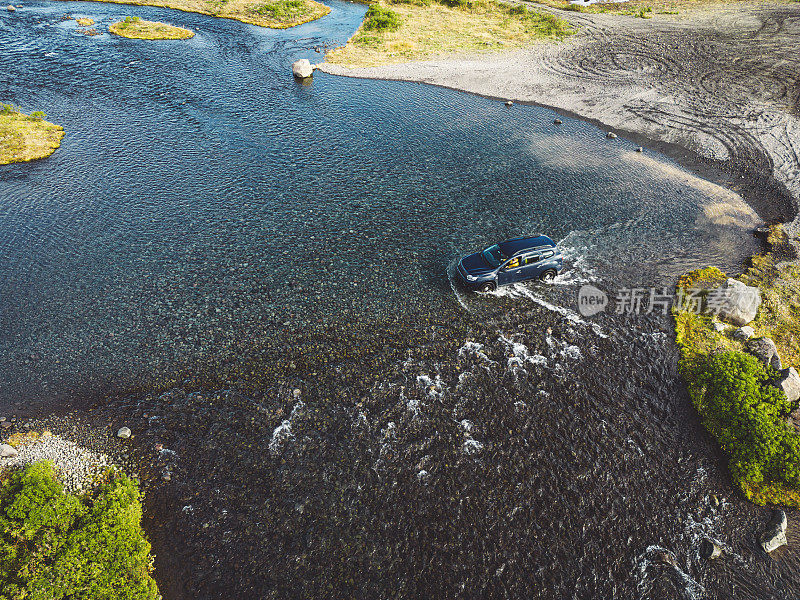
<box><xmin>522</xmin><ymin>254</ymin><xmax>540</xmax><ymax>266</ymax></box>
<box><xmin>504</xmin><ymin>257</ymin><xmax>521</xmax><ymax>269</ymax></box>
<box><xmin>540</xmin><ymin>250</ymin><xmax>555</xmax><ymax>259</ymax></box>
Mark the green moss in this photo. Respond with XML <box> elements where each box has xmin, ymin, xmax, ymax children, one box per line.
<box><xmin>0</xmin><ymin>462</ymin><xmax>160</xmax><ymax>600</ymax></box>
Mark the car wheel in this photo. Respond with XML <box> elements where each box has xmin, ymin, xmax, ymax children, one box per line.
<box><xmin>478</xmin><ymin>282</ymin><xmax>496</xmax><ymax>293</ymax></box>
<box><xmin>539</xmin><ymin>269</ymin><xmax>557</xmax><ymax>283</ymax></box>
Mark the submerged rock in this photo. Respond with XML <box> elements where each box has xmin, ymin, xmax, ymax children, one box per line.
<box><xmin>117</xmin><ymin>426</ymin><xmax>132</xmax><ymax>439</ymax></box>
<box><xmin>774</xmin><ymin>367</ymin><xmax>800</xmax><ymax>403</ymax></box>
<box><xmin>699</xmin><ymin>539</ymin><xmax>722</xmax><ymax>560</ymax></box>
<box><xmin>651</xmin><ymin>550</ymin><xmax>677</xmax><ymax>567</ymax></box>
<box><xmin>717</xmin><ymin>278</ymin><xmax>760</xmax><ymax>326</ymax></box>
<box><xmin>760</xmin><ymin>509</ymin><xmax>788</xmax><ymax>553</ymax></box>
<box><xmin>746</xmin><ymin>337</ymin><xmax>782</xmax><ymax>370</ymax></box>
<box><xmin>292</xmin><ymin>59</ymin><xmax>314</xmax><ymax>79</ymax></box>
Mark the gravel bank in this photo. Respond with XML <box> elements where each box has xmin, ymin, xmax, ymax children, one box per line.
<box><xmin>0</xmin><ymin>433</ymin><xmax>112</xmax><ymax>494</ymax></box>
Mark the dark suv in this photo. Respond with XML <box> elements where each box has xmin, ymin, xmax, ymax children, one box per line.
<box><xmin>457</xmin><ymin>235</ymin><xmax>563</xmax><ymax>292</ymax></box>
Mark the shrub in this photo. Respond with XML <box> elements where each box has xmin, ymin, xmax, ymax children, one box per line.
<box><xmin>0</xmin><ymin>461</ymin><xmax>160</xmax><ymax>600</ymax></box>
<box><xmin>0</xmin><ymin>104</ymin><xmax>18</xmax><ymax>116</ymax></box>
<box><xmin>362</xmin><ymin>5</ymin><xmax>402</xmax><ymax>31</ymax></box>
<box><xmin>28</xmin><ymin>111</ymin><xmax>46</xmax><ymax>121</ymax></box>
<box><xmin>685</xmin><ymin>350</ymin><xmax>800</xmax><ymax>490</ymax></box>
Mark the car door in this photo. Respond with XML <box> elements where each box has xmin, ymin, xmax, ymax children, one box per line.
<box><xmin>497</xmin><ymin>256</ymin><xmax>523</xmax><ymax>286</ymax></box>
<box><xmin>518</xmin><ymin>253</ymin><xmax>542</xmax><ymax>281</ymax></box>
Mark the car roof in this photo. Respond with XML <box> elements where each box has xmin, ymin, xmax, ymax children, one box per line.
<box><xmin>498</xmin><ymin>235</ymin><xmax>556</xmax><ymax>257</ymax></box>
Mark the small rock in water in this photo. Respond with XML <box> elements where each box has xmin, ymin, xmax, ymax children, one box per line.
<box><xmin>292</xmin><ymin>59</ymin><xmax>314</xmax><ymax>79</ymax></box>
<box><xmin>505</xmin><ymin>100</ymin><xmax>513</xmax><ymax>107</ymax></box>
<box><xmin>1</xmin><ymin>421</ymin><xmax>12</xmax><ymax>430</ymax></box>
<box><xmin>0</xmin><ymin>443</ymin><xmax>18</xmax><ymax>458</ymax></box>
<box><xmin>0</xmin><ymin>416</ymin><xmax>5</xmax><ymax>422</ymax></box>
<box><xmin>651</xmin><ymin>550</ymin><xmax>677</xmax><ymax>567</ymax></box>
<box><xmin>606</xmin><ymin>132</ymin><xmax>617</xmax><ymax>139</ymax></box>
<box><xmin>6</xmin><ymin>5</ymin><xmax>16</xmax><ymax>11</ymax></box>
<box><xmin>699</xmin><ymin>538</ymin><xmax>722</xmax><ymax>560</ymax></box>
<box><xmin>554</xmin><ymin>118</ymin><xmax>562</xmax><ymax>125</ymax></box>
<box><xmin>117</xmin><ymin>426</ymin><xmax>132</xmax><ymax>439</ymax></box>
<box><xmin>636</xmin><ymin>146</ymin><xmax>643</xmax><ymax>152</ymax></box>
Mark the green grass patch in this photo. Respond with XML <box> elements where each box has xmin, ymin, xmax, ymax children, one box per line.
<box><xmin>0</xmin><ymin>103</ymin><xmax>64</xmax><ymax>165</ymax></box>
<box><xmin>255</xmin><ymin>0</ymin><xmax>311</xmax><ymax>20</ymax></box>
<box><xmin>110</xmin><ymin>17</ymin><xmax>195</xmax><ymax>39</ymax></box>
<box><xmin>0</xmin><ymin>461</ymin><xmax>160</xmax><ymax>599</ymax></box>
<box><xmin>328</xmin><ymin>0</ymin><xmax>574</xmax><ymax>66</ymax></box>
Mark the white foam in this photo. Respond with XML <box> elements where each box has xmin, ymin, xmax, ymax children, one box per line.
<box><xmin>462</xmin><ymin>438</ymin><xmax>484</xmax><ymax>455</ymax></box>
<box><xmin>268</xmin><ymin>399</ymin><xmax>305</xmax><ymax>456</ymax></box>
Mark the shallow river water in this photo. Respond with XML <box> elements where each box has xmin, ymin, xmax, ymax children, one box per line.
<box><xmin>1</xmin><ymin>2</ymin><xmax>798</xmax><ymax>599</ymax></box>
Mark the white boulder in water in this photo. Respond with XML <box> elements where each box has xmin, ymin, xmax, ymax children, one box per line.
<box><xmin>292</xmin><ymin>59</ymin><xmax>314</xmax><ymax>79</ymax></box>
<box><xmin>6</xmin><ymin>4</ymin><xmax>15</xmax><ymax>10</ymax></box>
<box><xmin>760</xmin><ymin>509</ymin><xmax>788</xmax><ymax>553</ymax></box>
<box><xmin>117</xmin><ymin>426</ymin><xmax>132</xmax><ymax>439</ymax></box>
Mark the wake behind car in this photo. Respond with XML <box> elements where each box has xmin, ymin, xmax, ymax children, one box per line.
<box><xmin>457</xmin><ymin>235</ymin><xmax>563</xmax><ymax>292</ymax></box>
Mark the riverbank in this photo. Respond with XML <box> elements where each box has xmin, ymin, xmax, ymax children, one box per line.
<box><xmin>110</xmin><ymin>16</ymin><xmax>195</xmax><ymax>39</ymax></box>
<box><xmin>0</xmin><ymin>104</ymin><xmax>64</xmax><ymax>165</ymax></box>
<box><xmin>326</xmin><ymin>0</ymin><xmax>573</xmax><ymax>67</ymax></box>
<box><xmin>58</xmin><ymin>0</ymin><xmax>331</xmax><ymax>28</ymax></box>
<box><xmin>674</xmin><ymin>227</ymin><xmax>800</xmax><ymax>507</ymax></box>
<box><xmin>322</xmin><ymin>2</ymin><xmax>800</xmax><ymax>231</ymax></box>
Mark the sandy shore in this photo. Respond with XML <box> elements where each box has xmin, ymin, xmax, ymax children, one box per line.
<box><xmin>322</xmin><ymin>2</ymin><xmax>800</xmax><ymax>235</ymax></box>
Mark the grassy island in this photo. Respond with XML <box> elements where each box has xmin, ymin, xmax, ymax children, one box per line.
<box><xmin>326</xmin><ymin>0</ymin><xmax>574</xmax><ymax>67</ymax></box>
<box><xmin>674</xmin><ymin>226</ymin><xmax>800</xmax><ymax>507</ymax></box>
<box><xmin>110</xmin><ymin>16</ymin><xmax>196</xmax><ymax>39</ymax></box>
<box><xmin>0</xmin><ymin>104</ymin><xmax>64</xmax><ymax>166</ymax></box>
<box><xmin>0</xmin><ymin>461</ymin><xmax>160</xmax><ymax>599</ymax></box>
<box><xmin>64</xmin><ymin>0</ymin><xmax>330</xmax><ymax>28</ymax></box>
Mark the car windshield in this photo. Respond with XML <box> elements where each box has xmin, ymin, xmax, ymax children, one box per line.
<box><xmin>481</xmin><ymin>244</ymin><xmax>504</xmax><ymax>268</ymax></box>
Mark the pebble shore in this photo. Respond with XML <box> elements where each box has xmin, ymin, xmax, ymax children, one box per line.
<box><xmin>0</xmin><ymin>432</ymin><xmax>112</xmax><ymax>494</ymax></box>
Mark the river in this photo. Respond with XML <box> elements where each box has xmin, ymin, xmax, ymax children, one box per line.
<box><xmin>0</xmin><ymin>2</ymin><xmax>797</xmax><ymax>598</ymax></box>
